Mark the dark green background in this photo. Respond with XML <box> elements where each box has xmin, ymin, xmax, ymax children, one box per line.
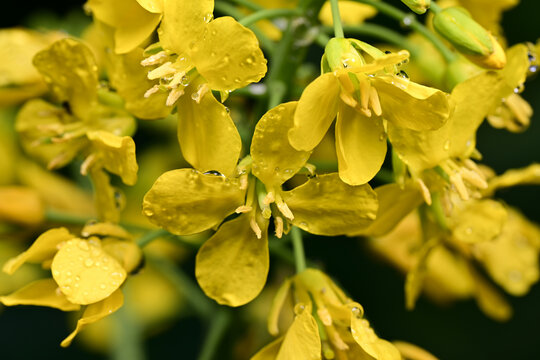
<box><xmin>1</xmin><ymin>0</ymin><xmax>539</xmax><ymax>359</ymax></box>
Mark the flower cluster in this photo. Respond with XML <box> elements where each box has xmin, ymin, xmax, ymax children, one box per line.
<box><xmin>0</xmin><ymin>0</ymin><xmax>539</xmax><ymax>358</ymax></box>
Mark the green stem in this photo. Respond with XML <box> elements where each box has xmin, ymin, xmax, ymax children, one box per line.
<box><xmin>351</xmin><ymin>0</ymin><xmax>457</xmax><ymax>63</ymax></box>
<box><xmin>239</xmin><ymin>8</ymin><xmax>302</xmax><ymax>27</ymax></box>
<box><xmin>329</xmin><ymin>0</ymin><xmax>345</xmax><ymax>38</ymax></box>
<box><xmin>44</xmin><ymin>209</ymin><xmax>150</xmax><ymax>232</ymax></box>
<box><xmin>214</xmin><ymin>2</ymin><xmax>275</xmax><ymax>53</ymax></box>
<box><xmin>136</xmin><ymin>228</ymin><xmax>169</xmax><ymax>247</ymax></box>
<box><xmin>149</xmin><ymin>255</ymin><xmax>214</xmax><ymax>317</ymax></box>
<box><xmin>429</xmin><ymin>192</ymin><xmax>448</xmax><ymax>230</ymax></box>
<box><xmin>290</xmin><ymin>227</ymin><xmax>306</xmax><ymax>273</ymax></box>
<box><xmin>323</xmin><ymin>24</ymin><xmax>420</xmax><ymax>57</ymax></box>
<box><xmin>197</xmin><ymin>310</ymin><xmax>232</xmax><ymax>360</ymax></box>
<box><xmin>110</xmin><ymin>305</ymin><xmax>145</xmax><ymax>360</ymax></box>
<box><xmin>228</xmin><ymin>0</ymin><xmax>263</xmax><ymax>11</ymax></box>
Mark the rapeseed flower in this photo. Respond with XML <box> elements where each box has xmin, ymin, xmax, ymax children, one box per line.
<box><xmin>0</xmin><ymin>223</ymin><xmax>142</xmax><ymax>346</ymax></box>
<box><xmin>143</xmin><ymin>102</ymin><xmax>379</xmax><ymax>306</ymax></box>
<box><xmin>288</xmin><ymin>38</ymin><xmax>451</xmax><ymax>185</ymax></box>
<box><xmin>252</xmin><ymin>268</ymin><xmax>401</xmax><ymax>359</ymax></box>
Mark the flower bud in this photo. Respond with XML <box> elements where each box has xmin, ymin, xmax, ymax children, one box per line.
<box><xmin>401</xmin><ymin>0</ymin><xmax>430</xmax><ymax>15</ymax></box>
<box><xmin>433</xmin><ymin>7</ymin><xmax>506</xmax><ymax>69</ymax></box>
<box><xmin>324</xmin><ymin>38</ymin><xmax>365</xmax><ymax>71</ymax></box>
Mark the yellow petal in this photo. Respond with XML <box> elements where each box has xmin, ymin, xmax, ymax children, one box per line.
<box><xmin>51</xmin><ymin>238</ymin><xmax>127</xmax><ymax>305</ymax></box>
<box><xmin>196</xmin><ymin>213</ymin><xmax>269</xmax><ymax>307</ymax></box>
<box><xmin>373</xmin><ymin>75</ymin><xmax>450</xmax><ymax>131</ymax></box>
<box><xmin>177</xmin><ymin>89</ymin><xmax>241</xmax><ymax>177</ymax></box>
<box><xmin>0</xmin><ymin>186</ymin><xmax>44</xmax><ymax>225</ymax></box>
<box><xmin>143</xmin><ymin>169</ymin><xmax>246</xmax><ymax>235</ymax></box>
<box><xmin>3</xmin><ymin>228</ymin><xmax>73</xmax><ymax>274</ymax></box>
<box><xmin>276</xmin><ymin>309</ymin><xmax>321</xmax><ymax>360</ymax></box>
<box><xmin>319</xmin><ymin>1</ymin><xmax>377</xmax><ymax>26</ymax></box>
<box><xmin>189</xmin><ymin>16</ymin><xmax>267</xmax><ymax>91</ymax></box>
<box><xmin>389</xmin><ymin>71</ymin><xmax>508</xmax><ymax>173</ymax></box>
<box><xmin>473</xmin><ymin>208</ymin><xmax>540</xmax><ymax>296</ymax></box>
<box><xmin>136</xmin><ymin>0</ymin><xmax>163</xmax><ymax>13</ymax></box>
<box><xmin>450</xmin><ymin>200</ymin><xmax>507</xmax><ymax>244</ymax></box>
<box><xmin>289</xmin><ymin>72</ymin><xmax>340</xmax><ymax>151</ymax></box>
<box><xmin>500</xmin><ymin>44</ymin><xmax>529</xmax><ymax>89</ymax></box>
<box><xmin>282</xmin><ymin>173</ymin><xmax>378</xmax><ymax>236</ymax></box>
<box><xmin>33</xmin><ymin>38</ymin><xmax>99</xmax><ymax>118</ymax></box>
<box><xmin>356</xmin><ymin>182</ymin><xmax>424</xmax><ymax>237</ymax></box>
<box><xmin>393</xmin><ymin>341</ymin><xmax>439</xmax><ymax>360</ymax></box>
<box><xmin>81</xmin><ymin>222</ymin><xmax>131</xmax><ymax>240</ymax></box>
<box><xmin>335</xmin><ymin>103</ymin><xmax>387</xmax><ymax>185</ymax></box>
<box><xmin>470</xmin><ymin>267</ymin><xmax>512</xmax><ymax>322</ymax></box>
<box><xmin>87</xmin><ymin>130</ymin><xmax>138</xmax><ymax>186</ymax></box>
<box><xmin>101</xmin><ymin>238</ymin><xmax>143</xmax><ymax>274</ymax></box>
<box><xmin>61</xmin><ymin>289</ymin><xmax>124</xmax><ymax>347</ymax></box>
<box><xmin>15</xmin><ymin>99</ymin><xmax>88</xmax><ymax>169</ymax></box>
<box><xmin>106</xmin><ymin>47</ymin><xmax>171</xmax><ymax>119</ymax></box>
<box><xmin>0</xmin><ymin>278</ymin><xmax>80</xmax><ymax>311</ymax></box>
<box><xmin>87</xmin><ymin>0</ymin><xmax>161</xmax><ymax>54</ymax></box>
<box><xmin>351</xmin><ymin>316</ymin><xmax>401</xmax><ymax>360</ymax></box>
<box><xmin>159</xmin><ymin>0</ymin><xmax>213</xmax><ymax>55</ymax></box>
<box><xmin>251</xmin><ymin>337</ymin><xmax>283</xmax><ymax>360</ymax></box>
<box><xmin>268</xmin><ymin>278</ymin><xmax>292</xmax><ymax>336</ymax></box>
<box><xmin>251</xmin><ymin>102</ymin><xmax>311</xmax><ymax>187</ymax></box>
<box><xmin>486</xmin><ymin>163</ymin><xmax>540</xmax><ymax>196</ymax></box>
<box><xmin>89</xmin><ymin>168</ymin><xmax>120</xmax><ymax>223</ymax></box>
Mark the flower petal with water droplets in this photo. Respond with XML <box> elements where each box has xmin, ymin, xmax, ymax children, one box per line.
<box><xmin>0</xmin><ymin>278</ymin><xmax>80</xmax><ymax>311</ymax></box>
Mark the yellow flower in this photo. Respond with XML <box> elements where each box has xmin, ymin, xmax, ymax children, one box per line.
<box><xmin>15</xmin><ymin>38</ymin><xmax>138</xmax><ymax>222</ymax></box>
<box><xmin>319</xmin><ymin>1</ymin><xmax>377</xmax><ymax>26</ymax></box>
<box><xmin>288</xmin><ymin>38</ymin><xmax>451</xmax><ymax>185</ymax></box>
<box><xmin>143</xmin><ymin>102</ymin><xmax>378</xmax><ymax>306</ymax></box>
<box><xmin>0</xmin><ymin>223</ymin><xmax>142</xmax><ymax>346</ymax></box>
<box><xmin>252</xmin><ymin>268</ymin><xmax>401</xmax><ymax>360</ymax></box>
<box><xmin>104</xmin><ymin>0</ymin><xmax>267</xmax><ymax>176</ymax></box>
<box><xmin>0</xmin><ymin>28</ymin><xmax>63</xmax><ymax>107</ymax></box>
<box><xmin>86</xmin><ymin>0</ymin><xmax>163</xmax><ymax>54</ymax></box>
<box><xmin>389</xmin><ymin>70</ymin><xmax>512</xmax><ymax>204</ymax></box>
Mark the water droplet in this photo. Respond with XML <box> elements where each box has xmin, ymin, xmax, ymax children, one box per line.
<box><xmin>144</xmin><ymin>208</ymin><xmax>154</xmax><ymax>217</ymax></box>
<box><xmin>384</xmin><ymin>50</ymin><xmax>392</xmax><ymax>54</ymax></box>
<box><xmin>203</xmin><ymin>170</ymin><xmax>225</xmax><ymax>177</ymax></box>
<box><xmin>443</xmin><ymin>140</ymin><xmax>451</xmax><ymax>151</ymax></box>
<box><xmin>528</xmin><ymin>65</ymin><xmax>538</xmax><ymax>74</ymax></box>
<box><xmin>78</xmin><ymin>241</ymin><xmax>89</xmax><ymax>251</ymax></box>
<box><xmin>203</xmin><ymin>13</ymin><xmax>213</xmax><ymax>23</ymax></box>
<box><xmin>351</xmin><ymin>306</ymin><xmax>362</xmax><ymax>318</ymax></box>
<box><xmin>379</xmin><ymin>132</ymin><xmax>387</xmax><ymax>141</ymax></box>
<box><xmin>100</xmin><ymin>284</ymin><xmax>107</xmax><ymax>290</ymax></box>
<box><xmin>84</xmin><ymin>259</ymin><xmax>94</xmax><ymax>267</ymax></box>
<box><xmin>514</xmin><ymin>83</ymin><xmax>524</xmax><ymax>94</ymax></box>
<box><xmin>234</xmin><ymin>77</ymin><xmax>241</xmax><ymax>84</ymax></box>
<box><xmin>397</xmin><ymin>70</ymin><xmax>409</xmax><ymax>79</ymax></box>
<box><xmin>299</xmin><ymin>221</ymin><xmax>309</xmax><ymax>229</ymax></box>
<box><xmin>114</xmin><ymin>189</ymin><xmax>126</xmax><ymax>210</ymax></box>
<box><xmin>400</xmin><ymin>14</ymin><xmax>414</xmax><ymax>27</ymax></box>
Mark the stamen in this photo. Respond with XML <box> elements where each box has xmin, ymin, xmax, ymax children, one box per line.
<box><xmin>449</xmin><ymin>173</ymin><xmax>469</xmax><ymax>200</ymax></box>
<box><xmin>274</xmin><ymin>216</ymin><xmax>284</xmax><ymax>238</ymax></box>
<box><xmin>147</xmin><ymin>61</ymin><xmax>176</xmax><ymax>80</ymax></box>
<box><xmin>234</xmin><ymin>205</ymin><xmax>252</xmax><ymax>213</ymax></box>
<box><xmin>416</xmin><ymin>178</ymin><xmax>432</xmax><ymax>205</ymax></box>
<box><xmin>80</xmin><ymin>154</ymin><xmax>96</xmax><ymax>176</ymax></box>
<box><xmin>168</xmin><ymin>71</ymin><xmax>187</xmax><ymax>89</ymax></box>
<box><xmin>166</xmin><ymin>87</ymin><xmax>184</xmax><ymax>106</ymax></box>
<box><xmin>264</xmin><ymin>191</ymin><xmax>275</xmax><ymax>205</ymax></box>
<box><xmin>191</xmin><ymin>84</ymin><xmax>210</xmax><ymax>103</ymax></box>
<box><xmin>460</xmin><ymin>168</ymin><xmax>488</xmax><ymax>189</ymax></box>
<box><xmin>249</xmin><ymin>216</ymin><xmax>262</xmax><ymax>239</ymax></box>
<box><xmin>317</xmin><ymin>307</ymin><xmax>332</xmax><ymax>326</ymax></box>
<box><xmin>140</xmin><ymin>51</ymin><xmax>167</xmax><ymax>66</ymax></box>
<box><xmin>144</xmin><ymin>85</ymin><xmax>160</xmax><ymax>98</ymax></box>
<box><xmin>359</xmin><ymin>78</ymin><xmax>371</xmax><ymax>117</ymax></box>
<box><xmin>369</xmin><ymin>86</ymin><xmax>382</xmax><ymax>116</ymax></box>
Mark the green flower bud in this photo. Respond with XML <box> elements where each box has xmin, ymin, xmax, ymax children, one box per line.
<box><xmin>401</xmin><ymin>0</ymin><xmax>430</xmax><ymax>15</ymax></box>
<box><xmin>324</xmin><ymin>38</ymin><xmax>365</xmax><ymax>71</ymax></box>
<box><xmin>433</xmin><ymin>7</ymin><xmax>493</xmax><ymax>56</ymax></box>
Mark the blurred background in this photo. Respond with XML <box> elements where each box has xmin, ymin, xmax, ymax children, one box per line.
<box><xmin>1</xmin><ymin>0</ymin><xmax>539</xmax><ymax>359</ymax></box>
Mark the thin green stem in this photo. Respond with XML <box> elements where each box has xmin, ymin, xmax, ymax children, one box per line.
<box><xmin>329</xmin><ymin>0</ymin><xmax>345</xmax><ymax>38</ymax></box>
<box><xmin>239</xmin><ymin>8</ymin><xmax>302</xmax><ymax>28</ymax></box>
<box><xmin>351</xmin><ymin>0</ymin><xmax>457</xmax><ymax>63</ymax></box>
<box><xmin>136</xmin><ymin>228</ymin><xmax>169</xmax><ymax>247</ymax></box>
<box><xmin>290</xmin><ymin>227</ymin><xmax>306</xmax><ymax>273</ymax></box>
<box><xmin>197</xmin><ymin>310</ymin><xmax>232</xmax><ymax>360</ymax></box>
<box><xmin>148</xmin><ymin>255</ymin><xmax>214</xmax><ymax>317</ymax></box>
<box><xmin>110</xmin><ymin>305</ymin><xmax>145</xmax><ymax>360</ymax></box>
<box><xmin>323</xmin><ymin>24</ymin><xmax>420</xmax><ymax>57</ymax></box>
<box><xmin>44</xmin><ymin>209</ymin><xmax>150</xmax><ymax>232</ymax></box>
<box><xmin>228</xmin><ymin>0</ymin><xmax>263</xmax><ymax>11</ymax></box>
